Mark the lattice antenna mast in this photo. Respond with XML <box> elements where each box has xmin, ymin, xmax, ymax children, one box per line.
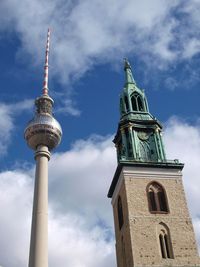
<box><xmin>42</xmin><ymin>28</ymin><xmax>50</xmax><ymax>95</ymax></box>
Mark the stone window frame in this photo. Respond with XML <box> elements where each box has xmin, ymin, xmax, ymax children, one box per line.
<box><xmin>158</xmin><ymin>222</ymin><xmax>174</xmax><ymax>259</ymax></box>
<box><xmin>146</xmin><ymin>181</ymin><xmax>169</xmax><ymax>214</ymax></box>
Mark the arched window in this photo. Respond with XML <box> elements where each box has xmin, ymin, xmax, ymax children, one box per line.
<box><xmin>120</xmin><ymin>98</ymin><xmax>125</xmax><ymax>115</ymax></box>
<box><xmin>125</xmin><ymin>128</ymin><xmax>131</xmax><ymax>157</ymax></box>
<box><xmin>131</xmin><ymin>95</ymin><xmax>137</xmax><ymax>111</ymax></box>
<box><xmin>117</xmin><ymin>196</ymin><xmax>124</xmax><ymax>230</ymax></box>
<box><xmin>158</xmin><ymin>223</ymin><xmax>174</xmax><ymax>259</ymax></box>
<box><xmin>139</xmin><ymin>140</ymin><xmax>151</xmax><ymax>160</ymax></box>
<box><xmin>147</xmin><ymin>182</ymin><xmax>169</xmax><ymax>213</ymax></box>
<box><xmin>137</xmin><ymin>95</ymin><xmax>143</xmax><ymax>111</ymax></box>
<box><xmin>149</xmin><ymin>190</ymin><xmax>157</xmax><ymax>211</ymax></box>
<box><xmin>124</xmin><ymin>96</ymin><xmax>129</xmax><ymax>112</ymax></box>
<box><xmin>131</xmin><ymin>93</ymin><xmax>144</xmax><ymax>112</ymax></box>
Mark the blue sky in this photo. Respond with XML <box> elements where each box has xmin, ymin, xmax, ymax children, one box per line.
<box><xmin>0</xmin><ymin>1</ymin><xmax>200</xmax><ymax>267</ymax></box>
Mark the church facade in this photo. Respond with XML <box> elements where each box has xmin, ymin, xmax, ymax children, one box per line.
<box><xmin>108</xmin><ymin>60</ymin><xmax>200</xmax><ymax>267</ymax></box>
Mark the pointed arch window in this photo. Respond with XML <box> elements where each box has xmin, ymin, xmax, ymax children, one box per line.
<box><xmin>147</xmin><ymin>182</ymin><xmax>169</xmax><ymax>213</ymax></box>
<box><xmin>124</xmin><ymin>96</ymin><xmax>129</xmax><ymax>112</ymax></box>
<box><xmin>144</xmin><ymin>98</ymin><xmax>148</xmax><ymax>112</ymax></box>
<box><xmin>131</xmin><ymin>95</ymin><xmax>137</xmax><ymax>111</ymax></box>
<box><xmin>125</xmin><ymin>128</ymin><xmax>132</xmax><ymax>157</ymax></box>
<box><xmin>158</xmin><ymin>223</ymin><xmax>174</xmax><ymax>259</ymax></box>
<box><xmin>139</xmin><ymin>140</ymin><xmax>151</xmax><ymax>160</ymax></box>
<box><xmin>131</xmin><ymin>93</ymin><xmax>144</xmax><ymax>112</ymax></box>
<box><xmin>117</xmin><ymin>196</ymin><xmax>124</xmax><ymax>230</ymax></box>
<box><xmin>120</xmin><ymin>98</ymin><xmax>125</xmax><ymax>115</ymax></box>
<box><xmin>137</xmin><ymin>95</ymin><xmax>143</xmax><ymax>111</ymax></box>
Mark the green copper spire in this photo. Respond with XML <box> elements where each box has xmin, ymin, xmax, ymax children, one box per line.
<box><xmin>114</xmin><ymin>60</ymin><xmax>168</xmax><ymax>164</ymax></box>
<box><xmin>124</xmin><ymin>58</ymin><xmax>136</xmax><ymax>84</ymax></box>
<box><xmin>120</xmin><ymin>60</ymin><xmax>149</xmax><ymax>118</ymax></box>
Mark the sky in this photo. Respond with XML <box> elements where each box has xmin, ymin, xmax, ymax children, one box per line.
<box><xmin>0</xmin><ymin>0</ymin><xmax>200</xmax><ymax>266</ymax></box>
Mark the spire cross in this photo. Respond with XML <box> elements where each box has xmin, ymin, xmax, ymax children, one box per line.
<box><xmin>42</xmin><ymin>28</ymin><xmax>50</xmax><ymax>95</ymax></box>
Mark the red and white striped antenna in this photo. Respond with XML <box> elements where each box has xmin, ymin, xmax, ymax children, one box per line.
<box><xmin>42</xmin><ymin>28</ymin><xmax>51</xmax><ymax>95</ymax></box>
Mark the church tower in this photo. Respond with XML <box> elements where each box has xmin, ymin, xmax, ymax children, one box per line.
<box><xmin>108</xmin><ymin>60</ymin><xmax>200</xmax><ymax>267</ymax></box>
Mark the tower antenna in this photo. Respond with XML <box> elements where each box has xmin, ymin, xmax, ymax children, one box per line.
<box><xmin>42</xmin><ymin>28</ymin><xmax>51</xmax><ymax>95</ymax></box>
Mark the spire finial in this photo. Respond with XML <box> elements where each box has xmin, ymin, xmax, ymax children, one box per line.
<box><xmin>42</xmin><ymin>28</ymin><xmax>51</xmax><ymax>95</ymax></box>
<box><xmin>123</xmin><ymin>58</ymin><xmax>136</xmax><ymax>84</ymax></box>
<box><xmin>124</xmin><ymin>58</ymin><xmax>131</xmax><ymax>70</ymax></box>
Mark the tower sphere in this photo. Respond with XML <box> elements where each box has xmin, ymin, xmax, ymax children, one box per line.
<box><xmin>24</xmin><ymin>112</ymin><xmax>62</xmax><ymax>151</ymax></box>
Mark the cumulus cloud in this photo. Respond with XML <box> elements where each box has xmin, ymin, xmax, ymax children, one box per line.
<box><xmin>49</xmin><ymin>135</ymin><xmax>116</xmax><ymax>226</ymax></box>
<box><xmin>1</xmin><ymin>118</ymin><xmax>200</xmax><ymax>267</ymax></box>
<box><xmin>182</xmin><ymin>39</ymin><xmax>200</xmax><ymax>59</ymax></box>
<box><xmin>0</xmin><ymin>170</ymin><xmax>32</xmax><ymax>267</ymax></box>
<box><xmin>164</xmin><ymin>117</ymin><xmax>200</xmax><ymax>214</ymax></box>
<box><xmin>56</xmin><ymin>97</ymin><xmax>81</xmax><ymax>116</ymax></box>
<box><xmin>0</xmin><ymin>99</ymin><xmax>33</xmax><ymax>155</ymax></box>
<box><xmin>0</xmin><ymin>0</ymin><xmax>200</xmax><ymax>85</ymax></box>
<box><xmin>164</xmin><ymin>117</ymin><xmax>200</xmax><ymax>250</ymax></box>
<box><xmin>0</xmin><ymin>135</ymin><xmax>116</xmax><ymax>267</ymax></box>
<box><xmin>48</xmin><ymin>212</ymin><xmax>115</xmax><ymax>267</ymax></box>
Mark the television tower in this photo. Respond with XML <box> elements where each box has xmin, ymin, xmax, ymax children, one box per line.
<box><xmin>24</xmin><ymin>29</ymin><xmax>62</xmax><ymax>267</ymax></box>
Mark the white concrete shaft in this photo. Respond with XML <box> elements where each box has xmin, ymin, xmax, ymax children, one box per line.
<box><xmin>28</xmin><ymin>145</ymin><xmax>51</xmax><ymax>267</ymax></box>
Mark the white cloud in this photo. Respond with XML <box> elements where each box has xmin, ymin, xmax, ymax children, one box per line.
<box><xmin>0</xmin><ymin>135</ymin><xmax>116</xmax><ymax>267</ymax></box>
<box><xmin>0</xmin><ymin>170</ymin><xmax>32</xmax><ymax>267</ymax></box>
<box><xmin>164</xmin><ymin>117</ymin><xmax>200</xmax><ymax>215</ymax></box>
<box><xmin>181</xmin><ymin>0</ymin><xmax>200</xmax><ymax>26</ymax></box>
<box><xmin>0</xmin><ymin>105</ymin><xmax>14</xmax><ymax>155</ymax></box>
<box><xmin>56</xmin><ymin>97</ymin><xmax>81</xmax><ymax>116</ymax></box>
<box><xmin>1</xmin><ymin>118</ymin><xmax>200</xmax><ymax>267</ymax></box>
<box><xmin>164</xmin><ymin>117</ymin><xmax>200</xmax><ymax>250</ymax></box>
<box><xmin>0</xmin><ymin>99</ymin><xmax>33</xmax><ymax>155</ymax></box>
<box><xmin>49</xmin><ymin>212</ymin><xmax>115</xmax><ymax>267</ymax></box>
<box><xmin>182</xmin><ymin>39</ymin><xmax>200</xmax><ymax>59</ymax></box>
<box><xmin>164</xmin><ymin>77</ymin><xmax>178</xmax><ymax>91</ymax></box>
<box><xmin>1</xmin><ymin>0</ymin><xmax>200</xmax><ymax>85</ymax></box>
<box><xmin>49</xmin><ymin>135</ymin><xmax>116</xmax><ymax>226</ymax></box>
